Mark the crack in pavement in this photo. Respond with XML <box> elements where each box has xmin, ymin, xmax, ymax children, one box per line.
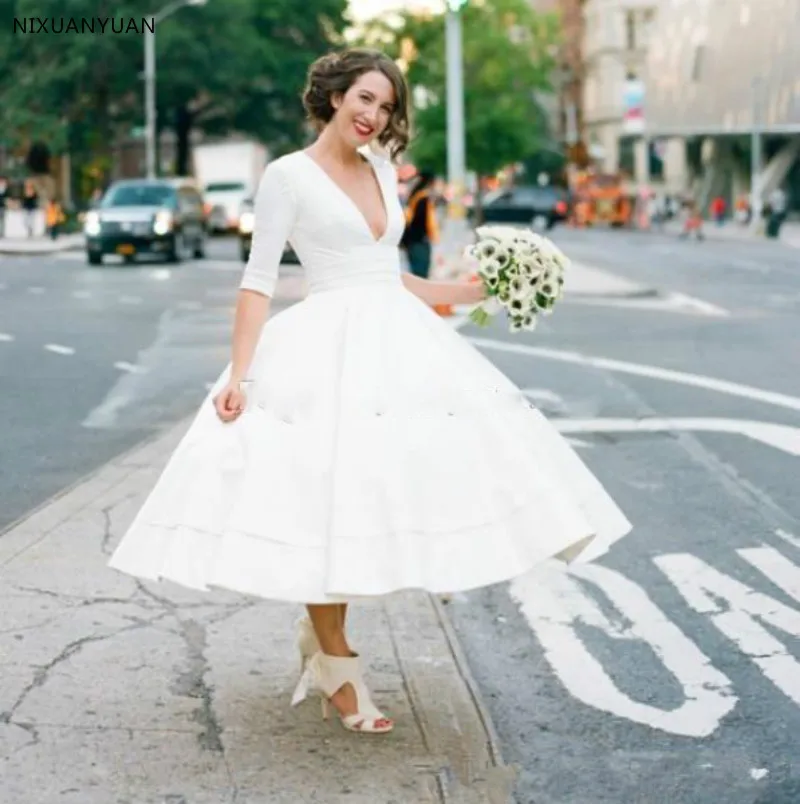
<box><xmin>134</xmin><ymin>581</ymin><xmax>243</xmax><ymax>798</ymax></box>
<box><xmin>170</xmin><ymin>618</ymin><xmax>240</xmax><ymax>800</ymax></box>
<box><xmin>6</xmin><ymin>584</ymin><xmax>166</xmax><ymax>615</ymax></box>
<box><xmin>0</xmin><ymin>616</ymin><xmax>167</xmax><ymax>725</ymax></box>
<box><xmin>171</xmin><ymin>620</ymin><xmax>224</xmax><ymax>753</ymax></box>
<box><xmin>101</xmin><ymin>505</ymin><xmax>114</xmax><ymax>556</ymax></box>
<box><xmin>3</xmin><ymin>719</ymin><xmax>41</xmax><ymax>757</ymax></box>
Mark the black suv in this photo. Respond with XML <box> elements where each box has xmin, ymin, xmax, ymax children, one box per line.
<box><xmin>84</xmin><ymin>178</ymin><xmax>206</xmax><ymax>265</ymax></box>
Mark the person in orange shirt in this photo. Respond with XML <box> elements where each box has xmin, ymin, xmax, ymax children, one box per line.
<box><xmin>45</xmin><ymin>198</ymin><xmax>65</xmax><ymax>240</ymax></box>
<box><xmin>400</xmin><ymin>170</ymin><xmax>439</xmax><ymax>278</ymax></box>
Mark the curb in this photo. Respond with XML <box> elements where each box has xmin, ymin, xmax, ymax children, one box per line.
<box><xmin>0</xmin><ymin>242</ymin><xmax>84</xmax><ymax>256</ymax></box>
<box><xmin>0</xmin><ymin>417</ymin><xmax>180</xmax><ymax>543</ymax></box>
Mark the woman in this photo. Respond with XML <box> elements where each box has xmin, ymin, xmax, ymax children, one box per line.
<box><xmin>401</xmin><ymin>170</ymin><xmax>438</xmax><ymax>278</ymax></box>
<box><xmin>22</xmin><ymin>180</ymin><xmax>38</xmax><ymax>238</ymax></box>
<box><xmin>109</xmin><ymin>48</ymin><xmax>631</xmax><ymax>735</ymax></box>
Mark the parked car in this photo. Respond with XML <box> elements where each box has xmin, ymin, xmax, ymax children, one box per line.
<box><xmin>84</xmin><ymin>178</ymin><xmax>206</xmax><ymax>265</ymax></box>
<box><xmin>237</xmin><ymin>198</ymin><xmax>298</xmax><ymax>264</ymax></box>
<box><xmin>472</xmin><ymin>185</ymin><xmax>570</xmax><ymax>230</ymax></box>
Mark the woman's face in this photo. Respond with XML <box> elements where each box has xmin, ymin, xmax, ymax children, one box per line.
<box><xmin>332</xmin><ymin>70</ymin><xmax>396</xmax><ymax>149</ymax></box>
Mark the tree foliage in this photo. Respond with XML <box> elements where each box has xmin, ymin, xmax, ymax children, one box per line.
<box><xmin>357</xmin><ymin>0</ymin><xmax>560</xmax><ymax>182</ymax></box>
<box><xmin>0</xmin><ymin>0</ymin><xmax>348</xmax><ymax>188</ymax></box>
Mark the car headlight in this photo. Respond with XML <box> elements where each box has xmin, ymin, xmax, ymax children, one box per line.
<box><xmin>84</xmin><ymin>211</ymin><xmax>101</xmax><ymax>236</ymax></box>
<box><xmin>153</xmin><ymin>209</ymin><xmax>174</xmax><ymax>235</ymax></box>
<box><xmin>238</xmin><ymin>211</ymin><xmax>255</xmax><ymax>234</ymax></box>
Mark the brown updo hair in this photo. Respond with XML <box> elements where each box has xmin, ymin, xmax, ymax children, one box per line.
<box><xmin>302</xmin><ymin>48</ymin><xmax>410</xmax><ymax>161</ymax></box>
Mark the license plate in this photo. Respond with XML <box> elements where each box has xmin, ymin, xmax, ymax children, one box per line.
<box><xmin>116</xmin><ymin>244</ymin><xmax>135</xmax><ymax>255</ymax></box>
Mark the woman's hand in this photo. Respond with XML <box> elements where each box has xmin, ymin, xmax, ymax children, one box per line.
<box><xmin>213</xmin><ymin>381</ymin><xmax>247</xmax><ymax>423</ymax></box>
<box><xmin>457</xmin><ymin>277</ymin><xmax>488</xmax><ymax>305</ymax></box>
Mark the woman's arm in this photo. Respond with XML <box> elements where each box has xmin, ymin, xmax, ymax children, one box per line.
<box><xmin>230</xmin><ymin>160</ymin><xmax>297</xmax><ymax>382</ymax></box>
<box><xmin>229</xmin><ymin>290</ymin><xmax>271</xmax><ymax>383</ymax></box>
<box><xmin>401</xmin><ymin>272</ymin><xmax>485</xmax><ymax>306</ymax></box>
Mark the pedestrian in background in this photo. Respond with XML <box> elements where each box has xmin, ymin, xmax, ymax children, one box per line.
<box><xmin>710</xmin><ymin>195</ymin><xmax>726</xmax><ymax>226</ymax></box>
<box><xmin>0</xmin><ymin>175</ymin><xmax>8</xmax><ymax>239</ymax></box>
<box><xmin>766</xmin><ymin>186</ymin><xmax>788</xmax><ymax>239</ymax></box>
<box><xmin>22</xmin><ymin>180</ymin><xmax>38</xmax><ymax>238</ymax></box>
<box><xmin>679</xmin><ymin>198</ymin><xmax>704</xmax><ymax>241</ymax></box>
<box><xmin>45</xmin><ymin>198</ymin><xmax>65</xmax><ymax>240</ymax></box>
<box><xmin>734</xmin><ymin>194</ymin><xmax>751</xmax><ymax>226</ymax></box>
<box><xmin>400</xmin><ymin>169</ymin><xmax>438</xmax><ymax>278</ymax></box>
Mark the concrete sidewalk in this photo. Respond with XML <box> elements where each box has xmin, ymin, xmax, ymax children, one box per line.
<box><xmin>0</xmin><ymin>233</ymin><xmax>85</xmax><ymax>255</ymax></box>
<box><xmin>0</xmin><ymin>420</ymin><xmax>514</xmax><ymax>804</ymax></box>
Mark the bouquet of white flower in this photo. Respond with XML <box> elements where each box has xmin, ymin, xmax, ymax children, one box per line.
<box><xmin>464</xmin><ymin>225</ymin><xmax>570</xmax><ymax>332</ymax></box>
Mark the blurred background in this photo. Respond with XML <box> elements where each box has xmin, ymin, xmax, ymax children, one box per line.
<box><xmin>0</xmin><ymin>0</ymin><xmax>796</xmax><ymax>240</ymax></box>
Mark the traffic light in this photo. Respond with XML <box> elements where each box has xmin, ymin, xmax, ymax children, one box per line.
<box><xmin>446</xmin><ymin>0</ymin><xmax>469</xmax><ymax>11</ymax></box>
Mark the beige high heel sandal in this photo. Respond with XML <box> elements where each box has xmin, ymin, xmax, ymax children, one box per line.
<box><xmin>291</xmin><ymin>651</ymin><xmax>394</xmax><ymax>734</ymax></box>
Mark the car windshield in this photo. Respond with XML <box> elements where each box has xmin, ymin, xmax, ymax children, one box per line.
<box><xmin>205</xmin><ymin>182</ymin><xmax>246</xmax><ymax>193</ymax></box>
<box><xmin>102</xmin><ymin>185</ymin><xmax>175</xmax><ymax>208</ymax></box>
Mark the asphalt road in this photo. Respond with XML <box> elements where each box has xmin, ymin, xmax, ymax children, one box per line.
<box><xmin>0</xmin><ymin>235</ymin><xmax>290</xmax><ymax>530</ymax></box>
<box><xmin>444</xmin><ymin>228</ymin><xmax>800</xmax><ymax>804</ymax></box>
<box><xmin>2</xmin><ymin>227</ymin><xmax>800</xmax><ymax>803</ymax></box>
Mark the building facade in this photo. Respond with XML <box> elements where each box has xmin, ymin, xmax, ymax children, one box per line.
<box><xmin>528</xmin><ymin>0</ymin><xmax>586</xmax><ymax>160</ymax></box>
<box><xmin>643</xmin><ymin>0</ymin><xmax>800</xmax><ymax>211</ymax></box>
<box><xmin>581</xmin><ymin>0</ymin><xmax>661</xmax><ymax>174</ymax></box>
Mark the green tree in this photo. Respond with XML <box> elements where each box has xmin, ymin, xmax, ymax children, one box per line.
<box><xmin>0</xmin><ymin>0</ymin><xmax>348</xmax><ymax>190</ymax></box>
<box><xmin>358</xmin><ymin>0</ymin><xmax>560</xmax><ymax>203</ymax></box>
<box><xmin>153</xmin><ymin>0</ymin><xmax>348</xmax><ymax>173</ymax></box>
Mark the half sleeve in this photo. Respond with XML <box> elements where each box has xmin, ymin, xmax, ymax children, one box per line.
<box><xmin>238</xmin><ymin>161</ymin><xmax>297</xmax><ymax>298</ymax></box>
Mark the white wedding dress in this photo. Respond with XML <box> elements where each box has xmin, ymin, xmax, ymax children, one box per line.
<box><xmin>108</xmin><ymin>148</ymin><xmax>632</xmax><ymax>603</ymax></box>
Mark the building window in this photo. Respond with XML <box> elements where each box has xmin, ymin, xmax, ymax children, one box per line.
<box><xmin>648</xmin><ymin>141</ymin><xmax>665</xmax><ymax>180</ymax></box>
<box><xmin>626</xmin><ymin>11</ymin><xmax>637</xmax><ymax>50</ymax></box>
<box><xmin>689</xmin><ymin>44</ymin><xmax>705</xmax><ymax>82</ymax></box>
<box><xmin>619</xmin><ymin>137</ymin><xmax>635</xmax><ymax>176</ymax></box>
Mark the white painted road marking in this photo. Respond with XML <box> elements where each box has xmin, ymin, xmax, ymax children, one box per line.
<box><xmin>515</xmin><ymin>544</ymin><xmax>800</xmax><ymax>737</ymax></box>
<box><xmin>554</xmin><ymin>417</ymin><xmax>800</xmax><ymax>456</ymax></box>
<box><xmin>565</xmin><ymin>437</ymin><xmax>594</xmax><ymax>449</ymax></box>
<box><xmin>149</xmin><ymin>269</ymin><xmax>173</xmax><ymax>281</ymax></box>
<box><xmin>511</xmin><ymin>561</ymin><xmax>737</xmax><ymax>737</ymax></box>
<box><xmin>43</xmin><ymin>343</ymin><xmax>75</xmax><ymax>355</ymax></box>
<box><xmin>27</xmin><ymin>286</ymin><xmax>45</xmax><ymax>294</ymax></box>
<box><xmin>113</xmin><ymin>361</ymin><xmax>148</xmax><ymax>374</ymax></box>
<box><xmin>0</xmin><ymin>332</ymin><xmax>14</xmax><ymax>342</ymax></box>
<box><xmin>565</xmin><ymin>291</ymin><xmax>729</xmax><ymax>318</ymax></box>
<box><xmin>118</xmin><ymin>295</ymin><xmax>143</xmax><ymax>305</ymax></box>
<box><xmin>71</xmin><ymin>290</ymin><xmax>91</xmax><ymax>299</ymax></box>
<box><xmin>656</xmin><ymin>550</ymin><xmax>800</xmax><ymax>708</ymax></box>
<box><xmin>469</xmin><ymin>338</ymin><xmax>800</xmax><ymax>413</ymax></box>
<box><xmin>775</xmin><ymin>529</ymin><xmax>800</xmax><ymax>550</ymax></box>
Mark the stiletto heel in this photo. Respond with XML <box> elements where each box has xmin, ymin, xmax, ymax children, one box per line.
<box><xmin>296</xmin><ymin>617</ymin><xmax>320</xmax><ymax>673</ymax></box>
<box><xmin>292</xmin><ymin>651</ymin><xmax>394</xmax><ymax>734</ymax></box>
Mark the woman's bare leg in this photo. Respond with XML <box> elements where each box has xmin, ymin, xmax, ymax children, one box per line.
<box><xmin>306</xmin><ymin>603</ymin><xmax>357</xmax><ymax>717</ymax></box>
<box><xmin>305</xmin><ymin>603</ymin><xmax>391</xmax><ymax>729</ymax></box>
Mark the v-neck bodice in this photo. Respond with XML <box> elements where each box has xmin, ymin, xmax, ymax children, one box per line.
<box><xmin>239</xmin><ymin>149</ymin><xmax>406</xmax><ymax>297</ymax></box>
<box><xmin>299</xmin><ymin>151</ymin><xmax>389</xmax><ymax>244</ymax></box>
